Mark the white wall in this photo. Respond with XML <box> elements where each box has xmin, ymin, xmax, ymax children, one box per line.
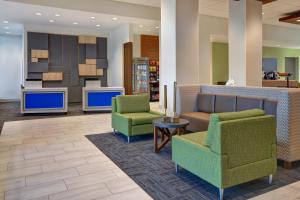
<box><xmin>107</xmin><ymin>24</ymin><xmax>131</xmax><ymax>87</ymax></box>
<box><xmin>133</xmin><ymin>34</ymin><xmax>141</xmax><ymax>58</ymax></box>
<box><xmin>0</xmin><ymin>35</ymin><xmax>23</xmax><ymax>100</ymax></box>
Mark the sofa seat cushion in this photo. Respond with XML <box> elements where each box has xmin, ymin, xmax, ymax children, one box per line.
<box><xmin>236</xmin><ymin>96</ymin><xmax>264</xmax><ymax>111</ymax></box>
<box><xmin>122</xmin><ymin>112</ymin><xmax>161</xmax><ymax>126</ymax></box>
<box><xmin>205</xmin><ymin>109</ymin><xmax>266</xmax><ymax>147</ymax></box>
<box><xmin>116</xmin><ymin>94</ymin><xmax>150</xmax><ymax>114</ymax></box>
<box><xmin>180</xmin><ymin>112</ymin><xmax>210</xmax><ymax>132</ymax></box>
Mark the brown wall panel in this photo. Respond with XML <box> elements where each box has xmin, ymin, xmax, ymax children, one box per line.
<box><xmin>141</xmin><ymin>35</ymin><xmax>159</xmax><ymax>60</ymax></box>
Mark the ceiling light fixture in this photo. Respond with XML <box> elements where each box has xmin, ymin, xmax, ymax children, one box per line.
<box><xmin>73</xmin><ymin>22</ymin><xmax>78</xmax><ymax>25</ymax></box>
<box><xmin>96</xmin><ymin>24</ymin><xmax>101</xmax><ymax>27</ymax></box>
<box><xmin>55</xmin><ymin>14</ymin><xmax>61</xmax><ymax>17</ymax></box>
<box><xmin>49</xmin><ymin>19</ymin><xmax>54</xmax><ymax>23</ymax></box>
<box><xmin>297</xmin><ymin>19</ymin><xmax>300</xmax><ymax>22</ymax></box>
<box><xmin>91</xmin><ymin>16</ymin><xmax>96</xmax><ymax>19</ymax></box>
<box><xmin>35</xmin><ymin>12</ymin><xmax>42</xmax><ymax>16</ymax></box>
<box><xmin>112</xmin><ymin>17</ymin><xmax>118</xmax><ymax>21</ymax></box>
<box><xmin>262</xmin><ymin>12</ymin><xmax>265</xmax><ymax>15</ymax></box>
<box><xmin>3</xmin><ymin>20</ymin><xmax>8</xmax><ymax>24</ymax></box>
<box><xmin>155</xmin><ymin>26</ymin><xmax>159</xmax><ymax>29</ymax></box>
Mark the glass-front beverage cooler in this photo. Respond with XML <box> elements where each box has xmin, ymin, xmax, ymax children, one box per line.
<box><xmin>132</xmin><ymin>58</ymin><xmax>149</xmax><ymax>94</ymax></box>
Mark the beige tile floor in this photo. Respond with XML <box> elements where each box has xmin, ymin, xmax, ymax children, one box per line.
<box><xmin>0</xmin><ymin>107</ymin><xmax>300</xmax><ymax>199</ymax></box>
<box><xmin>0</xmin><ymin>114</ymin><xmax>152</xmax><ymax>200</ymax></box>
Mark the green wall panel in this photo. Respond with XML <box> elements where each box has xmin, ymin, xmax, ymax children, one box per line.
<box><xmin>212</xmin><ymin>42</ymin><xmax>300</xmax><ymax>84</ymax></box>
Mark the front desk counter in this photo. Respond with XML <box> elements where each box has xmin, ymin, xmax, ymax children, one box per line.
<box><xmin>21</xmin><ymin>88</ymin><xmax>68</xmax><ymax>114</ymax></box>
<box><xmin>82</xmin><ymin>87</ymin><xmax>124</xmax><ymax>111</ymax></box>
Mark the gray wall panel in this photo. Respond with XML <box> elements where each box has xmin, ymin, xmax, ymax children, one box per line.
<box><xmin>86</xmin><ymin>44</ymin><xmax>97</xmax><ymax>59</ymax></box>
<box><xmin>49</xmin><ymin>34</ymin><xmax>63</xmax><ymax>66</ymax></box>
<box><xmin>28</xmin><ymin>32</ymin><xmax>108</xmax><ymax>103</ymax></box>
<box><xmin>97</xmin><ymin>37</ymin><xmax>107</xmax><ymax>59</ymax></box>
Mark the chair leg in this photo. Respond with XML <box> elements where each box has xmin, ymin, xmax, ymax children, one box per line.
<box><xmin>175</xmin><ymin>163</ymin><xmax>178</xmax><ymax>173</ymax></box>
<box><xmin>113</xmin><ymin>129</ymin><xmax>116</xmax><ymax>134</ymax></box>
<box><xmin>127</xmin><ymin>136</ymin><xmax>130</xmax><ymax>143</ymax></box>
<box><xmin>219</xmin><ymin>188</ymin><xmax>224</xmax><ymax>200</ymax></box>
<box><xmin>268</xmin><ymin>174</ymin><xmax>273</xmax><ymax>185</ymax></box>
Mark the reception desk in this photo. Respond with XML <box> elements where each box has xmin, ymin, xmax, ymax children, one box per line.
<box><xmin>21</xmin><ymin>88</ymin><xmax>68</xmax><ymax>114</ymax></box>
<box><xmin>82</xmin><ymin>87</ymin><xmax>124</xmax><ymax>111</ymax></box>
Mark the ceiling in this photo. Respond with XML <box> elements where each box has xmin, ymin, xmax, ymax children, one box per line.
<box><xmin>199</xmin><ymin>0</ymin><xmax>300</xmax><ymax>29</ymax></box>
<box><xmin>112</xmin><ymin>0</ymin><xmax>160</xmax><ymax>8</ymax></box>
<box><xmin>112</xmin><ymin>0</ymin><xmax>300</xmax><ymax>29</ymax></box>
<box><xmin>0</xmin><ymin>0</ymin><xmax>160</xmax><ymax>36</ymax></box>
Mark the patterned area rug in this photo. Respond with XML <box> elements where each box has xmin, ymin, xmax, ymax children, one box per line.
<box><xmin>86</xmin><ymin>133</ymin><xmax>300</xmax><ymax>200</ymax></box>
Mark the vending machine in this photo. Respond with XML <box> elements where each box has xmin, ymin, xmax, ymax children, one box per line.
<box><xmin>132</xmin><ymin>58</ymin><xmax>149</xmax><ymax>94</ymax></box>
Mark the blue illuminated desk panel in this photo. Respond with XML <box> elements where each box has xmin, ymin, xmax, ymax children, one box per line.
<box><xmin>83</xmin><ymin>87</ymin><xmax>124</xmax><ymax>111</ymax></box>
<box><xmin>21</xmin><ymin>88</ymin><xmax>68</xmax><ymax>114</ymax></box>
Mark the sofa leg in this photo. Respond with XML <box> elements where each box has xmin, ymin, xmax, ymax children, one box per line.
<box><xmin>127</xmin><ymin>136</ymin><xmax>130</xmax><ymax>143</ymax></box>
<box><xmin>175</xmin><ymin>164</ymin><xmax>178</xmax><ymax>173</ymax></box>
<box><xmin>268</xmin><ymin>174</ymin><xmax>273</xmax><ymax>185</ymax></box>
<box><xmin>219</xmin><ymin>188</ymin><xmax>224</xmax><ymax>200</ymax></box>
<box><xmin>113</xmin><ymin>129</ymin><xmax>116</xmax><ymax>134</ymax></box>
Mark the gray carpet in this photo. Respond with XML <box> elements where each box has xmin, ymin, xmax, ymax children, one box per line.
<box><xmin>87</xmin><ymin>133</ymin><xmax>300</xmax><ymax>200</ymax></box>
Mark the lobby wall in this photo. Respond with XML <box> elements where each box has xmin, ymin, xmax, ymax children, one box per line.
<box><xmin>212</xmin><ymin>42</ymin><xmax>300</xmax><ymax>84</ymax></box>
<box><xmin>0</xmin><ymin>35</ymin><xmax>22</xmax><ymax>100</ymax></box>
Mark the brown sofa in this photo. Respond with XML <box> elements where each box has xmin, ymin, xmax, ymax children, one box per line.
<box><xmin>180</xmin><ymin>93</ymin><xmax>277</xmax><ymax>132</ymax></box>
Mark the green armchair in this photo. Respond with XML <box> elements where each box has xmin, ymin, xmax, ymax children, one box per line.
<box><xmin>112</xmin><ymin>94</ymin><xmax>162</xmax><ymax>143</ymax></box>
<box><xmin>172</xmin><ymin>109</ymin><xmax>277</xmax><ymax>200</ymax></box>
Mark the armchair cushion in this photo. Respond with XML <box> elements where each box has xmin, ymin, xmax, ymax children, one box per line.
<box><xmin>204</xmin><ymin>109</ymin><xmax>265</xmax><ymax>147</ymax></box>
<box><xmin>197</xmin><ymin>93</ymin><xmax>215</xmax><ymax>113</ymax></box>
<box><xmin>116</xmin><ymin>94</ymin><xmax>150</xmax><ymax>114</ymax></box>
<box><xmin>121</xmin><ymin>112</ymin><xmax>161</xmax><ymax>126</ymax></box>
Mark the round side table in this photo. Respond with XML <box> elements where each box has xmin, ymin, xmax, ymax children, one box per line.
<box><xmin>153</xmin><ymin>118</ymin><xmax>189</xmax><ymax>153</ymax></box>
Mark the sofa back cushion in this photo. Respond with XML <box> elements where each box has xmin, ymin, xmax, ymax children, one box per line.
<box><xmin>215</xmin><ymin>95</ymin><xmax>237</xmax><ymax>113</ymax></box>
<box><xmin>197</xmin><ymin>93</ymin><xmax>215</xmax><ymax>113</ymax></box>
<box><xmin>236</xmin><ymin>96</ymin><xmax>264</xmax><ymax>111</ymax></box>
<box><xmin>204</xmin><ymin>109</ymin><xmax>265</xmax><ymax>147</ymax></box>
<box><xmin>264</xmin><ymin>99</ymin><xmax>277</xmax><ymax>117</ymax></box>
<box><xmin>116</xmin><ymin>94</ymin><xmax>150</xmax><ymax>114</ymax></box>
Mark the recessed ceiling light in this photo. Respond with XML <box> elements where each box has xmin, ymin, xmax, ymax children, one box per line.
<box><xmin>3</xmin><ymin>20</ymin><xmax>8</xmax><ymax>24</ymax></box>
<box><xmin>112</xmin><ymin>17</ymin><xmax>118</xmax><ymax>21</ymax></box>
<box><xmin>35</xmin><ymin>12</ymin><xmax>42</xmax><ymax>16</ymax></box>
<box><xmin>262</xmin><ymin>12</ymin><xmax>265</xmax><ymax>15</ymax></box>
<box><xmin>96</xmin><ymin>24</ymin><xmax>101</xmax><ymax>27</ymax></box>
<box><xmin>91</xmin><ymin>16</ymin><xmax>96</xmax><ymax>19</ymax></box>
<box><xmin>5</xmin><ymin>32</ymin><xmax>10</xmax><ymax>34</ymax></box>
<box><xmin>139</xmin><ymin>25</ymin><xmax>143</xmax><ymax>28</ymax></box>
<box><xmin>155</xmin><ymin>26</ymin><xmax>159</xmax><ymax>29</ymax></box>
<box><xmin>4</xmin><ymin>26</ymin><xmax>9</xmax><ymax>29</ymax></box>
<box><xmin>54</xmin><ymin>14</ymin><xmax>61</xmax><ymax>17</ymax></box>
<box><xmin>49</xmin><ymin>19</ymin><xmax>54</xmax><ymax>23</ymax></box>
<box><xmin>73</xmin><ymin>22</ymin><xmax>78</xmax><ymax>25</ymax></box>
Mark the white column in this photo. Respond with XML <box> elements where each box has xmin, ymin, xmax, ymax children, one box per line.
<box><xmin>228</xmin><ymin>0</ymin><xmax>262</xmax><ymax>86</ymax></box>
<box><xmin>160</xmin><ymin>0</ymin><xmax>199</xmax><ymax>115</ymax></box>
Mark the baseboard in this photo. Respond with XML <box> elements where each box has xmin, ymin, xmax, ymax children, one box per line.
<box><xmin>0</xmin><ymin>99</ymin><xmax>20</xmax><ymax>103</ymax></box>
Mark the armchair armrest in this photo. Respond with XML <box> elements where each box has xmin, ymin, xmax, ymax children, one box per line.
<box><xmin>112</xmin><ymin>113</ymin><xmax>132</xmax><ymax>136</ymax></box>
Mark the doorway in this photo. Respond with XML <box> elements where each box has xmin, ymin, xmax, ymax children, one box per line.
<box><xmin>285</xmin><ymin>57</ymin><xmax>299</xmax><ymax>81</ymax></box>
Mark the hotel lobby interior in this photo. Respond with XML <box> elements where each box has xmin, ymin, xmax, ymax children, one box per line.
<box><xmin>1</xmin><ymin>0</ymin><xmax>300</xmax><ymax>199</ymax></box>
